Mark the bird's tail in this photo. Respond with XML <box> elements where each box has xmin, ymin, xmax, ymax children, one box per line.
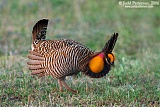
<box><xmin>32</xmin><ymin>19</ymin><xmax>49</xmax><ymax>44</ymax></box>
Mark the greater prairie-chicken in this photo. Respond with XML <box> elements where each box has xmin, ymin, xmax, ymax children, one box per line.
<box><xmin>28</xmin><ymin>19</ymin><xmax>118</xmax><ymax>93</ymax></box>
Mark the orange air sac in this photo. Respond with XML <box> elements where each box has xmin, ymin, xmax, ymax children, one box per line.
<box><xmin>89</xmin><ymin>53</ymin><xmax>104</xmax><ymax>73</ymax></box>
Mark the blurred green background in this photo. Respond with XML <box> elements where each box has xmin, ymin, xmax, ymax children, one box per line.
<box><xmin>0</xmin><ymin>0</ymin><xmax>160</xmax><ymax>106</ymax></box>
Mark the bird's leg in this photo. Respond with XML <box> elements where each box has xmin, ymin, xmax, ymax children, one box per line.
<box><xmin>60</xmin><ymin>79</ymin><xmax>78</xmax><ymax>93</ymax></box>
<box><xmin>58</xmin><ymin>79</ymin><xmax>63</xmax><ymax>92</ymax></box>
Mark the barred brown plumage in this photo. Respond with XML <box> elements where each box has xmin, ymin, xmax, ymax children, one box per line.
<box><xmin>28</xmin><ymin>19</ymin><xmax>118</xmax><ymax>93</ymax></box>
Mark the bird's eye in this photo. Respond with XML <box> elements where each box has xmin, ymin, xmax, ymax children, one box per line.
<box><xmin>108</xmin><ymin>57</ymin><xmax>111</xmax><ymax>62</ymax></box>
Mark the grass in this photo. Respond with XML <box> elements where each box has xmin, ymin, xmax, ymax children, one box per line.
<box><xmin>0</xmin><ymin>0</ymin><xmax>160</xmax><ymax>106</ymax></box>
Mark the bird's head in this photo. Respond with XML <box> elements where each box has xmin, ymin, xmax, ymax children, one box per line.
<box><xmin>83</xmin><ymin>33</ymin><xmax>118</xmax><ymax>78</ymax></box>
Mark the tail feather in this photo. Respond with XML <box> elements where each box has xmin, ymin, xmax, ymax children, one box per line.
<box><xmin>102</xmin><ymin>33</ymin><xmax>118</xmax><ymax>53</ymax></box>
<box><xmin>32</xmin><ymin>19</ymin><xmax>49</xmax><ymax>44</ymax></box>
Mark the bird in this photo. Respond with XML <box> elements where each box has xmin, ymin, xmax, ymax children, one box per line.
<box><xmin>27</xmin><ymin>19</ymin><xmax>118</xmax><ymax>93</ymax></box>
